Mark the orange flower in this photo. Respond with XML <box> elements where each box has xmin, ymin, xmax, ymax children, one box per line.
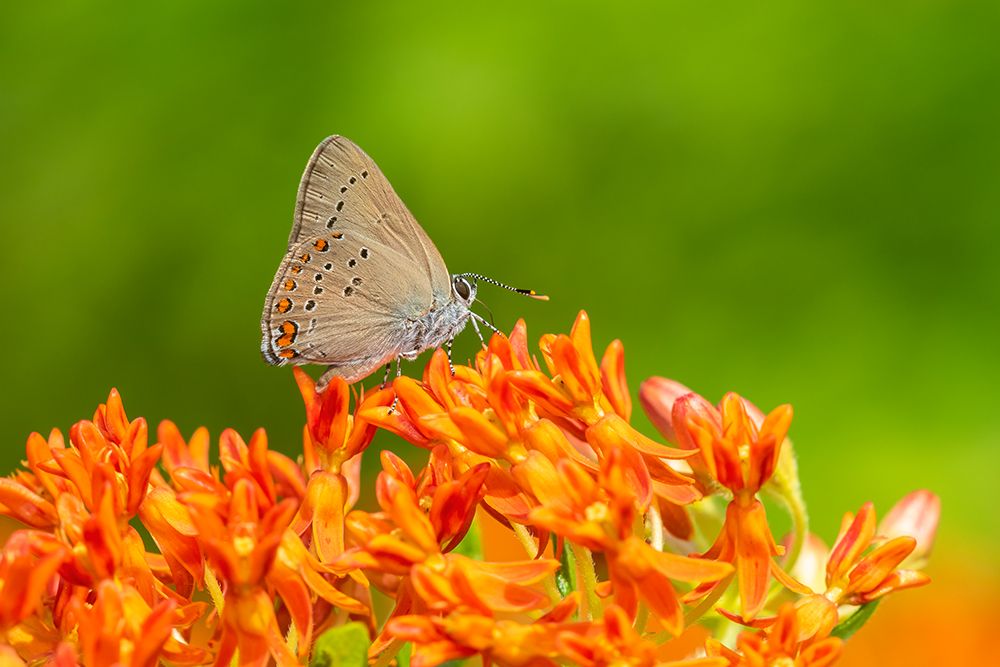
<box><xmin>292</xmin><ymin>369</ymin><xmax>394</xmax><ymax>568</ymax></box>
<box><xmin>672</xmin><ymin>392</ymin><xmax>805</xmax><ymax>618</ymax></box>
<box><xmin>182</xmin><ymin>480</ymin><xmax>300</xmax><ymax>666</ymax></box>
<box><xmin>344</xmin><ymin>451</ymin><xmax>561</xmax><ymax>662</ymax></box>
<box><xmin>349</xmin><ymin>453</ymin><xmax>556</xmax><ymax>613</ymax></box>
<box><xmin>369</xmin><ymin>313</ymin><xmax>628</xmax><ymax>449</ymax></box>
<box><xmin>70</xmin><ymin>580</ymin><xmax>207</xmax><ymax>667</ymax></box>
<box><xmin>388</xmin><ymin>594</ymin><xmax>579</xmax><ymax>667</ymax></box>
<box><xmin>506</xmin><ymin>311</ymin><xmax>630</xmax><ymax>430</ymax></box>
<box><xmin>557</xmin><ymin>604</ymin><xmax>727</xmax><ymax>667</ymax></box>
<box><xmin>0</xmin><ymin>389</ymin><xmax>162</xmax><ymax>529</ymax></box>
<box><xmin>365</xmin><ymin>316</ymin><xmax>699</xmax><ymax>529</ymax></box>
<box><xmin>294</xmin><ymin>368</ymin><xmax>393</xmax><ymax>473</ymax></box>
<box><xmin>0</xmin><ymin>391</ymin><xmax>169</xmax><ymax>604</ymax></box>
<box><xmin>518</xmin><ymin>449</ymin><xmax>731</xmax><ymax>635</ymax></box>
<box><xmin>0</xmin><ymin>312</ymin><xmax>938</xmax><ymax>667</ymax></box>
<box><xmin>708</xmin><ymin>603</ymin><xmax>843</xmax><ymax>667</ymax></box>
<box><xmin>182</xmin><ymin>471</ymin><xmax>368</xmax><ymax>666</ymax></box>
<box><xmin>824</xmin><ymin>501</ymin><xmax>931</xmax><ymax>606</ymax></box>
<box><xmin>0</xmin><ymin>531</ymin><xmax>67</xmax><ymax>629</ymax></box>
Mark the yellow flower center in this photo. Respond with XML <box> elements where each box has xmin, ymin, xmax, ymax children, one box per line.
<box><xmin>233</xmin><ymin>535</ymin><xmax>255</xmax><ymax>557</ymax></box>
<box><xmin>585</xmin><ymin>501</ymin><xmax>609</xmax><ymax>523</ymax></box>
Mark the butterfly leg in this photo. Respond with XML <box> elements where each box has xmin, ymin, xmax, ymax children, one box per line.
<box><xmin>380</xmin><ymin>363</ymin><xmax>392</xmax><ymax>390</ymax></box>
<box><xmin>469</xmin><ymin>314</ymin><xmax>487</xmax><ymax>348</ymax></box>
<box><xmin>445</xmin><ymin>338</ymin><xmax>456</xmax><ymax>376</ymax></box>
<box><xmin>388</xmin><ymin>356</ymin><xmax>403</xmax><ymax>414</ymax></box>
<box><xmin>469</xmin><ymin>312</ymin><xmax>501</xmax><ymax>348</ymax></box>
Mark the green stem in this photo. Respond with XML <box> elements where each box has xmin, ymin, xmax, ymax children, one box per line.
<box><xmin>764</xmin><ymin>438</ymin><xmax>809</xmax><ymax>572</ymax></box>
<box><xmin>781</xmin><ymin>486</ymin><xmax>809</xmax><ymax>572</ymax></box>
<box><xmin>682</xmin><ymin>573</ymin><xmax>733</xmax><ymax>628</ymax></box>
<box><xmin>512</xmin><ymin>522</ymin><xmax>561</xmax><ymax>603</ymax></box>
<box><xmin>572</xmin><ymin>544</ymin><xmax>602</xmax><ymax>620</ymax></box>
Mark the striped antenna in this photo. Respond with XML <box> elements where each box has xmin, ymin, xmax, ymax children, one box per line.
<box><xmin>459</xmin><ymin>273</ymin><xmax>549</xmax><ymax>301</ymax></box>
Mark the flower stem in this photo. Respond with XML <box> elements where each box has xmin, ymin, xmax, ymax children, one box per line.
<box><xmin>572</xmin><ymin>544</ymin><xmax>602</xmax><ymax>620</ymax></box>
<box><xmin>764</xmin><ymin>439</ymin><xmax>809</xmax><ymax>571</ymax></box>
<box><xmin>512</xmin><ymin>522</ymin><xmax>561</xmax><ymax>602</ymax></box>
<box><xmin>682</xmin><ymin>573</ymin><xmax>733</xmax><ymax>628</ymax></box>
<box><xmin>782</xmin><ymin>485</ymin><xmax>809</xmax><ymax>571</ymax></box>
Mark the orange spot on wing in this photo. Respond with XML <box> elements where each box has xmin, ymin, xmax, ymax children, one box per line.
<box><xmin>276</xmin><ymin>321</ymin><xmax>299</xmax><ymax>347</ymax></box>
<box><xmin>332</xmin><ymin>231</ymin><xmax>344</xmax><ymax>239</ymax></box>
<box><xmin>299</xmin><ymin>253</ymin><xmax>311</xmax><ymax>263</ymax></box>
<box><xmin>276</xmin><ymin>298</ymin><xmax>292</xmax><ymax>313</ymax></box>
<box><xmin>278</xmin><ymin>349</ymin><xmax>298</xmax><ymax>359</ymax></box>
<box><xmin>283</xmin><ymin>279</ymin><xmax>297</xmax><ymax>291</ymax></box>
<box><xmin>290</xmin><ymin>265</ymin><xmax>302</xmax><ymax>275</ymax></box>
<box><xmin>314</xmin><ymin>239</ymin><xmax>330</xmax><ymax>252</ymax></box>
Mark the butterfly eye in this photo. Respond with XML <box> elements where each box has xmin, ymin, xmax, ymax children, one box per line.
<box><xmin>454</xmin><ymin>277</ymin><xmax>472</xmax><ymax>301</ymax></box>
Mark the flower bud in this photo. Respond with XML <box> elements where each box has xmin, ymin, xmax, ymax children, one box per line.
<box><xmin>878</xmin><ymin>490</ymin><xmax>940</xmax><ymax>570</ymax></box>
<box><xmin>638</xmin><ymin>377</ymin><xmax>696</xmax><ymax>443</ymax></box>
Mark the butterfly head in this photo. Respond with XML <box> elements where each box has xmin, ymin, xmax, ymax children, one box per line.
<box><xmin>451</xmin><ymin>274</ymin><xmax>478</xmax><ymax>307</ymax></box>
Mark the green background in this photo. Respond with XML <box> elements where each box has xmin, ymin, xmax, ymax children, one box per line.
<box><xmin>1</xmin><ymin>0</ymin><xmax>996</xmax><ymax>569</ymax></box>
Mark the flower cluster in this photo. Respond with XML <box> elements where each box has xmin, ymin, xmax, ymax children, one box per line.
<box><xmin>0</xmin><ymin>313</ymin><xmax>938</xmax><ymax>666</ymax></box>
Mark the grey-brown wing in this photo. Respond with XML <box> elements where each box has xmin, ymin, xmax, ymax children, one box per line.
<box><xmin>290</xmin><ymin>136</ymin><xmax>452</xmax><ymax>305</ymax></box>
<box><xmin>260</xmin><ymin>232</ymin><xmax>434</xmax><ymax>371</ymax></box>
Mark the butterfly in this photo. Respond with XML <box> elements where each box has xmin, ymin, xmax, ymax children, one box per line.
<box><xmin>260</xmin><ymin>136</ymin><xmax>545</xmax><ymax>391</ymax></box>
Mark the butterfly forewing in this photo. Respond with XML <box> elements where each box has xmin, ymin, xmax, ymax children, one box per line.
<box><xmin>289</xmin><ymin>136</ymin><xmax>451</xmax><ymax>300</ymax></box>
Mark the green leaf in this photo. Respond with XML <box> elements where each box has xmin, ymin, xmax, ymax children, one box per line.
<box><xmin>396</xmin><ymin>641</ymin><xmax>411</xmax><ymax>667</ymax></box>
<box><xmin>310</xmin><ymin>622</ymin><xmax>371</xmax><ymax>667</ymax></box>
<box><xmin>831</xmin><ymin>600</ymin><xmax>882</xmax><ymax>640</ymax></box>
<box><xmin>451</xmin><ymin>518</ymin><xmax>484</xmax><ymax>560</ymax></box>
<box><xmin>555</xmin><ymin>537</ymin><xmax>576</xmax><ymax>597</ymax></box>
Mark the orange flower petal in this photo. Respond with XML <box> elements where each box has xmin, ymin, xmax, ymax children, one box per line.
<box><xmin>447</xmin><ymin>407</ymin><xmax>511</xmax><ymax>459</ymax></box>
<box><xmin>302</xmin><ymin>472</ymin><xmax>347</xmax><ymax>562</ymax></box>
<box><xmin>0</xmin><ymin>479</ymin><xmax>57</xmax><ymax>528</ymax></box>
<box><xmin>731</xmin><ymin>501</ymin><xmax>775</xmax><ymax>618</ymax></box>
<box><xmin>600</xmin><ymin>339</ymin><xmax>631</xmax><ymax>421</ymax></box>
<box><xmin>845</xmin><ymin>535</ymin><xmax>916</xmax><ymax>596</ymax></box>
<box><xmin>855</xmin><ymin>568</ymin><xmax>930</xmax><ymax>603</ymax></box>
<box><xmin>507</xmin><ymin>370</ymin><xmax>575</xmax><ymax>414</ymax></box>
<box><xmin>376</xmin><ymin>474</ymin><xmax>438</xmax><ymax>555</ymax></box>
<box><xmin>591</xmin><ymin>414</ymin><xmax>696</xmax><ymax>460</ymax></box>
<box><xmin>827</xmin><ymin>502</ymin><xmax>876</xmax><ymax>585</ymax></box>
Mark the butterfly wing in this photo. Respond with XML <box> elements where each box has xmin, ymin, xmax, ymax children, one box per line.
<box><xmin>288</xmin><ymin>136</ymin><xmax>451</xmax><ymax>303</ymax></box>
<box><xmin>261</xmin><ymin>136</ymin><xmax>455</xmax><ymax>381</ymax></box>
<box><xmin>261</xmin><ymin>228</ymin><xmax>435</xmax><ymax>369</ymax></box>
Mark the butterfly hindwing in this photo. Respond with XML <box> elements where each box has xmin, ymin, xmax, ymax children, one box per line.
<box><xmin>261</xmin><ymin>231</ymin><xmax>434</xmax><ymax>369</ymax></box>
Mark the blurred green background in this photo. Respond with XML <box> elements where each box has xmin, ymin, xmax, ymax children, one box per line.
<box><xmin>1</xmin><ymin>0</ymin><xmax>996</xmax><ymax>616</ymax></box>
